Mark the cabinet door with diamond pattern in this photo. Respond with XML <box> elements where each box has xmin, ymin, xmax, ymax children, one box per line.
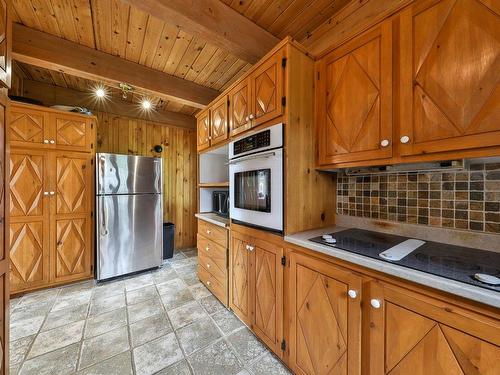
<box><xmin>51</xmin><ymin>112</ymin><xmax>93</xmax><ymax>153</ymax></box>
<box><xmin>210</xmin><ymin>95</ymin><xmax>228</xmax><ymax>146</ymax></box>
<box><xmin>316</xmin><ymin>21</ymin><xmax>393</xmax><ymax>165</ymax></box>
<box><xmin>288</xmin><ymin>252</ymin><xmax>362</xmax><ymax>375</ymax></box>
<box><xmin>50</xmin><ymin>151</ymin><xmax>92</xmax><ymax>282</ymax></box>
<box><xmin>368</xmin><ymin>282</ymin><xmax>500</xmax><ymax>375</ymax></box>
<box><xmin>250</xmin><ymin>50</ymin><xmax>284</xmax><ymax>127</ymax></box>
<box><xmin>197</xmin><ymin>109</ymin><xmax>210</xmax><ymax>152</ymax></box>
<box><xmin>252</xmin><ymin>238</ymin><xmax>283</xmax><ymax>356</ymax></box>
<box><xmin>229</xmin><ymin>231</ymin><xmax>253</xmax><ymax>326</ymax></box>
<box><xmin>229</xmin><ymin>79</ymin><xmax>251</xmax><ymax>136</ymax></box>
<box><xmin>9</xmin><ymin>149</ymin><xmax>50</xmax><ymax>292</ymax></box>
<box><xmin>400</xmin><ymin>0</ymin><xmax>500</xmax><ymax>156</ymax></box>
<box><xmin>9</xmin><ymin>104</ymin><xmax>50</xmax><ymax>150</ymax></box>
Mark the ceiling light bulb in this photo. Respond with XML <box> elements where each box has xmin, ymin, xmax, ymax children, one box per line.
<box><xmin>95</xmin><ymin>88</ymin><xmax>106</xmax><ymax>98</ymax></box>
<box><xmin>142</xmin><ymin>99</ymin><xmax>152</xmax><ymax>110</ymax></box>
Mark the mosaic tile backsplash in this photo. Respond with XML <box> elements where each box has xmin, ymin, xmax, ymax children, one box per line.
<box><xmin>336</xmin><ymin>162</ymin><xmax>500</xmax><ymax>234</ymax></box>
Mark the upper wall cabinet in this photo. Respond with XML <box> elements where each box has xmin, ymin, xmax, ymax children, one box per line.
<box><xmin>250</xmin><ymin>51</ymin><xmax>284</xmax><ymax>127</ymax></box>
<box><xmin>210</xmin><ymin>95</ymin><xmax>229</xmax><ymax>145</ymax></box>
<box><xmin>197</xmin><ymin>109</ymin><xmax>210</xmax><ymax>152</ymax></box>
<box><xmin>316</xmin><ymin>21</ymin><xmax>393</xmax><ymax>165</ymax></box>
<box><xmin>399</xmin><ymin>0</ymin><xmax>500</xmax><ymax>156</ymax></box>
<box><xmin>229</xmin><ymin>78</ymin><xmax>251</xmax><ymax>137</ymax></box>
<box><xmin>0</xmin><ymin>0</ymin><xmax>11</xmax><ymax>88</ymax></box>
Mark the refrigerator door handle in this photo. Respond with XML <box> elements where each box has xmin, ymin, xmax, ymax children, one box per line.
<box><xmin>100</xmin><ymin>198</ymin><xmax>109</xmax><ymax>236</ymax></box>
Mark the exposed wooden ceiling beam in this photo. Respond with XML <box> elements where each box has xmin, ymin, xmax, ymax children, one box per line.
<box><xmin>21</xmin><ymin>79</ymin><xmax>196</xmax><ymax>129</ymax></box>
<box><xmin>12</xmin><ymin>24</ymin><xmax>218</xmax><ymax>109</ymax></box>
<box><xmin>121</xmin><ymin>0</ymin><xmax>280</xmax><ymax>64</ymax></box>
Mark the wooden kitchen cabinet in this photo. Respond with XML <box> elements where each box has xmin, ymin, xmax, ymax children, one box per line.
<box><xmin>249</xmin><ymin>50</ymin><xmax>284</xmax><ymax>127</ymax></box>
<box><xmin>399</xmin><ymin>0</ymin><xmax>500</xmax><ymax>157</ymax></box>
<box><xmin>197</xmin><ymin>219</ymin><xmax>229</xmax><ymax>306</ymax></box>
<box><xmin>230</xmin><ymin>227</ymin><xmax>284</xmax><ymax>355</ymax></box>
<box><xmin>8</xmin><ymin>103</ymin><xmax>95</xmax><ymax>295</ymax></box>
<box><xmin>9</xmin><ymin>149</ymin><xmax>50</xmax><ymax>292</ymax></box>
<box><xmin>229</xmin><ymin>78</ymin><xmax>251</xmax><ymax>137</ymax></box>
<box><xmin>50</xmin><ymin>152</ymin><xmax>93</xmax><ymax>283</ymax></box>
<box><xmin>210</xmin><ymin>95</ymin><xmax>229</xmax><ymax>146</ymax></box>
<box><xmin>196</xmin><ymin>109</ymin><xmax>210</xmax><ymax>152</ymax></box>
<box><xmin>287</xmin><ymin>251</ymin><xmax>362</xmax><ymax>375</ymax></box>
<box><xmin>366</xmin><ymin>281</ymin><xmax>500</xmax><ymax>375</ymax></box>
<box><xmin>316</xmin><ymin>20</ymin><xmax>393</xmax><ymax>166</ymax></box>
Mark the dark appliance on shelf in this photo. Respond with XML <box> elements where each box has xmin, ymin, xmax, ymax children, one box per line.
<box><xmin>212</xmin><ymin>190</ymin><xmax>229</xmax><ymax>218</ymax></box>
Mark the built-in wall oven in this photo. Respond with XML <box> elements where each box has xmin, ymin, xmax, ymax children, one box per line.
<box><xmin>229</xmin><ymin>123</ymin><xmax>283</xmax><ymax>233</ymax></box>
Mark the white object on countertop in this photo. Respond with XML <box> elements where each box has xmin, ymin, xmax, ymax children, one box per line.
<box><xmin>379</xmin><ymin>239</ymin><xmax>425</xmax><ymax>261</ymax></box>
<box><xmin>474</xmin><ymin>273</ymin><xmax>500</xmax><ymax>285</ymax></box>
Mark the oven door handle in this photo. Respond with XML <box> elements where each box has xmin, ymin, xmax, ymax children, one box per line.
<box><xmin>228</xmin><ymin>151</ymin><xmax>276</xmax><ymax>165</ymax></box>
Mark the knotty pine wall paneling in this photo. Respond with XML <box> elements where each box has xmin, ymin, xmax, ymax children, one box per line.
<box><xmin>95</xmin><ymin>112</ymin><xmax>197</xmax><ymax>249</ymax></box>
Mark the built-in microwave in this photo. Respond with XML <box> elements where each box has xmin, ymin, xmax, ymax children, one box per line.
<box><xmin>229</xmin><ymin>123</ymin><xmax>283</xmax><ymax>233</ymax></box>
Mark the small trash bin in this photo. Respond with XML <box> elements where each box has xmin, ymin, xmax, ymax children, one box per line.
<box><xmin>163</xmin><ymin>223</ymin><xmax>175</xmax><ymax>260</ymax></box>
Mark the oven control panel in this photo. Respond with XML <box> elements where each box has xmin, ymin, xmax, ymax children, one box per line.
<box><xmin>233</xmin><ymin>129</ymin><xmax>271</xmax><ymax>156</ymax></box>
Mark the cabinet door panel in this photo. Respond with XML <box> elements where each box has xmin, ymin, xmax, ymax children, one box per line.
<box><xmin>252</xmin><ymin>239</ymin><xmax>283</xmax><ymax>355</ymax></box>
<box><xmin>51</xmin><ymin>152</ymin><xmax>92</xmax><ymax>282</ymax></box>
<box><xmin>9</xmin><ymin>106</ymin><xmax>50</xmax><ymax>149</ymax></box>
<box><xmin>399</xmin><ymin>0</ymin><xmax>500</xmax><ymax>156</ymax></box>
<box><xmin>288</xmin><ymin>252</ymin><xmax>361</xmax><ymax>375</ymax></box>
<box><xmin>9</xmin><ymin>150</ymin><xmax>50</xmax><ymax>292</ymax></box>
<box><xmin>229</xmin><ymin>79</ymin><xmax>251</xmax><ymax>136</ymax></box>
<box><xmin>317</xmin><ymin>22</ymin><xmax>392</xmax><ymax>165</ymax></box>
<box><xmin>54</xmin><ymin>217</ymin><xmax>90</xmax><ymax>281</ymax></box>
<box><xmin>210</xmin><ymin>96</ymin><xmax>228</xmax><ymax>145</ymax></box>
<box><xmin>368</xmin><ymin>283</ymin><xmax>500</xmax><ymax>375</ymax></box>
<box><xmin>52</xmin><ymin>113</ymin><xmax>93</xmax><ymax>152</ymax></box>
<box><xmin>250</xmin><ymin>51</ymin><xmax>284</xmax><ymax>126</ymax></box>
<box><xmin>0</xmin><ymin>0</ymin><xmax>11</xmax><ymax>89</ymax></box>
<box><xmin>197</xmin><ymin>110</ymin><xmax>210</xmax><ymax>151</ymax></box>
<box><xmin>229</xmin><ymin>232</ymin><xmax>252</xmax><ymax>325</ymax></box>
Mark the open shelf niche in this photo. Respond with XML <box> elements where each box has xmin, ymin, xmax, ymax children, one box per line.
<box><xmin>198</xmin><ymin>144</ymin><xmax>229</xmax><ymax>213</ymax></box>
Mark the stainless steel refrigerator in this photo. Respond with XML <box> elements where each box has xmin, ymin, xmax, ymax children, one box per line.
<box><xmin>96</xmin><ymin>153</ymin><xmax>163</xmax><ymax>281</ymax></box>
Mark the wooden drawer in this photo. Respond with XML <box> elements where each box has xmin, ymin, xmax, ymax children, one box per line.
<box><xmin>198</xmin><ymin>264</ymin><xmax>228</xmax><ymax>306</ymax></box>
<box><xmin>197</xmin><ymin>234</ymin><xmax>227</xmax><ymax>259</ymax></box>
<box><xmin>197</xmin><ymin>220</ymin><xmax>228</xmax><ymax>248</ymax></box>
<box><xmin>198</xmin><ymin>250</ymin><xmax>227</xmax><ymax>284</ymax></box>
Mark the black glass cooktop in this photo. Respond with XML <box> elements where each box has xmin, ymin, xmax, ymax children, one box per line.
<box><xmin>310</xmin><ymin>228</ymin><xmax>500</xmax><ymax>292</ymax></box>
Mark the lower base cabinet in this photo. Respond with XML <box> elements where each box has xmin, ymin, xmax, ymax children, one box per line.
<box><xmin>230</xmin><ymin>229</ymin><xmax>284</xmax><ymax>356</ymax></box>
<box><xmin>229</xmin><ymin>227</ymin><xmax>500</xmax><ymax>375</ymax></box>
<box><xmin>288</xmin><ymin>251</ymin><xmax>362</xmax><ymax>375</ymax></box>
<box><xmin>367</xmin><ymin>282</ymin><xmax>500</xmax><ymax>375</ymax></box>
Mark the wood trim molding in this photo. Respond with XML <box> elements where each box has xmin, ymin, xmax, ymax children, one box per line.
<box><xmin>122</xmin><ymin>0</ymin><xmax>280</xmax><ymax>64</ymax></box>
<box><xmin>21</xmin><ymin>80</ymin><xmax>196</xmax><ymax>129</ymax></box>
<box><xmin>12</xmin><ymin>24</ymin><xmax>219</xmax><ymax>109</ymax></box>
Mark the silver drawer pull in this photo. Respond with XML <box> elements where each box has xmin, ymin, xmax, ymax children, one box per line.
<box><xmin>348</xmin><ymin>290</ymin><xmax>357</xmax><ymax>299</ymax></box>
<box><xmin>248</xmin><ymin>245</ymin><xmax>254</xmax><ymax>252</ymax></box>
<box><xmin>50</xmin><ymin>140</ymin><xmax>55</xmax><ymax>144</ymax></box>
<box><xmin>206</xmin><ymin>263</ymin><xmax>210</xmax><ymax>268</ymax></box>
<box><xmin>371</xmin><ymin>299</ymin><xmax>382</xmax><ymax>309</ymax></box>
<box><xmin>44</xmin><ymin>139</ymin><xmax>49</xmax><ymax>144</ymax></box>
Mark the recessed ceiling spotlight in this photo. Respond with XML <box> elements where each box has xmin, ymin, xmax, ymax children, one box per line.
<box><xmin>141</xmin><ymin>98</ymin><xmax>152</xmax><ymax>110</ymax></box>
<box><xmin>95</xmin><ymin>87</ymin><xmax>106</xmax><ymax>98</ymax></box>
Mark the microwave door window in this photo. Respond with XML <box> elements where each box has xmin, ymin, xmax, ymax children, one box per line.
<box><xmin>234</xmin><ymin>169</ymin><xmax>271</xmax><ymax>212</ymax></box>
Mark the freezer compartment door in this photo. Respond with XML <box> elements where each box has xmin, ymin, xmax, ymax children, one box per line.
<box><xmin>97</xmin><ymin>194</ymin><xmax>163</xmax><ymax>280</ymax></box>
<box><xmin>97</xmin><ymin>153</ymin><xmax>162</xmax><ymax>195</ymax></box>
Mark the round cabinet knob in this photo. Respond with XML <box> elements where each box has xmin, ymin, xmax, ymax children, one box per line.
<box><xmin>370</xmin><ymin>299</ymin><xmax>382</xmax><ymax>309</ymax></box>
<box><xmin>400</xmin><ymin>135</ymin><xmax>410</xmax><ymax>144</ymax></box>
<box><xmin>245</xmin><ymin>116</ymin><xmax>249</xmax><ymax>122</ymax></box>
<box><xmin>205</xmin><ymin>246</ymin><xmax>210</xmax><ymax>252</ymax></box>
<box><xmin>43</xmin><ymin>139</ymin><xmax>49</xmax><ymax>144</ymax></box>
<box><xmin>50</xmin><ymin>140</ymin><xmax>55</xmax><ymax>144</ymax></box>
<box><xmin>249</xmin><ymin>114</ymin><xmax>255</xmax><ymax>120</ymax></box>
<box><xmin>208</xmin><ymin>136</ymin><xmax>212</xmax><ymax>140</ymax></box>
<box><xmin>49</xmin><ymin>191</ymin><xmax>55</xmax><ymax>196</ymax></box>
<box><xmin>380</xmin><ymin>139</ymin><xmax>390</xmax><ymax>147</ymax></box>
<box><xmin>206</xmin><ymin>229</ymin><xmax>211</xmax><ymax>235</ymax></box>
<box><xmin>348</xmin><ymin>290</ymin><xmax>357</xmax><ymax>299</ymax></box>
<box><xmin>43</xmin><ymin>191</ymin><xmax>49</xmax><ymax>196</ymax></box>
<box><xmin>206</xmin><ymin>263</ymin><xmax>211</xmax><ymax>268</ymax></box>
<box><xmin>248</xmin><ymin>245</ymin><xmax>255</xmax><ymax>252</ymax></box>
<box><xmin>206</xmin><ymin>281</ymin><xmax>211</xmax><ymax>286</ymax></box>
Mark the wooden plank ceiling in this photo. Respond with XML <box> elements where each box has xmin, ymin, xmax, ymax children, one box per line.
<box><xmin>12</xmin><ymin>0</ymin><xmax>352</xmax><ymax>113</ymax></box>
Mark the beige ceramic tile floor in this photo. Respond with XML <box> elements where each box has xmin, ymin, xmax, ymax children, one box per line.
<box><xmin>9</xmin><ymin>248</ymin><xmax>291</xmax><ymax>375</ymax></box>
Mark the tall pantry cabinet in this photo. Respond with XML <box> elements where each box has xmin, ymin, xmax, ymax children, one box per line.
<box><xmin>8</xmin><ymin>102</ymin><xmax>95</xmax><ymax>294</ymax></box>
